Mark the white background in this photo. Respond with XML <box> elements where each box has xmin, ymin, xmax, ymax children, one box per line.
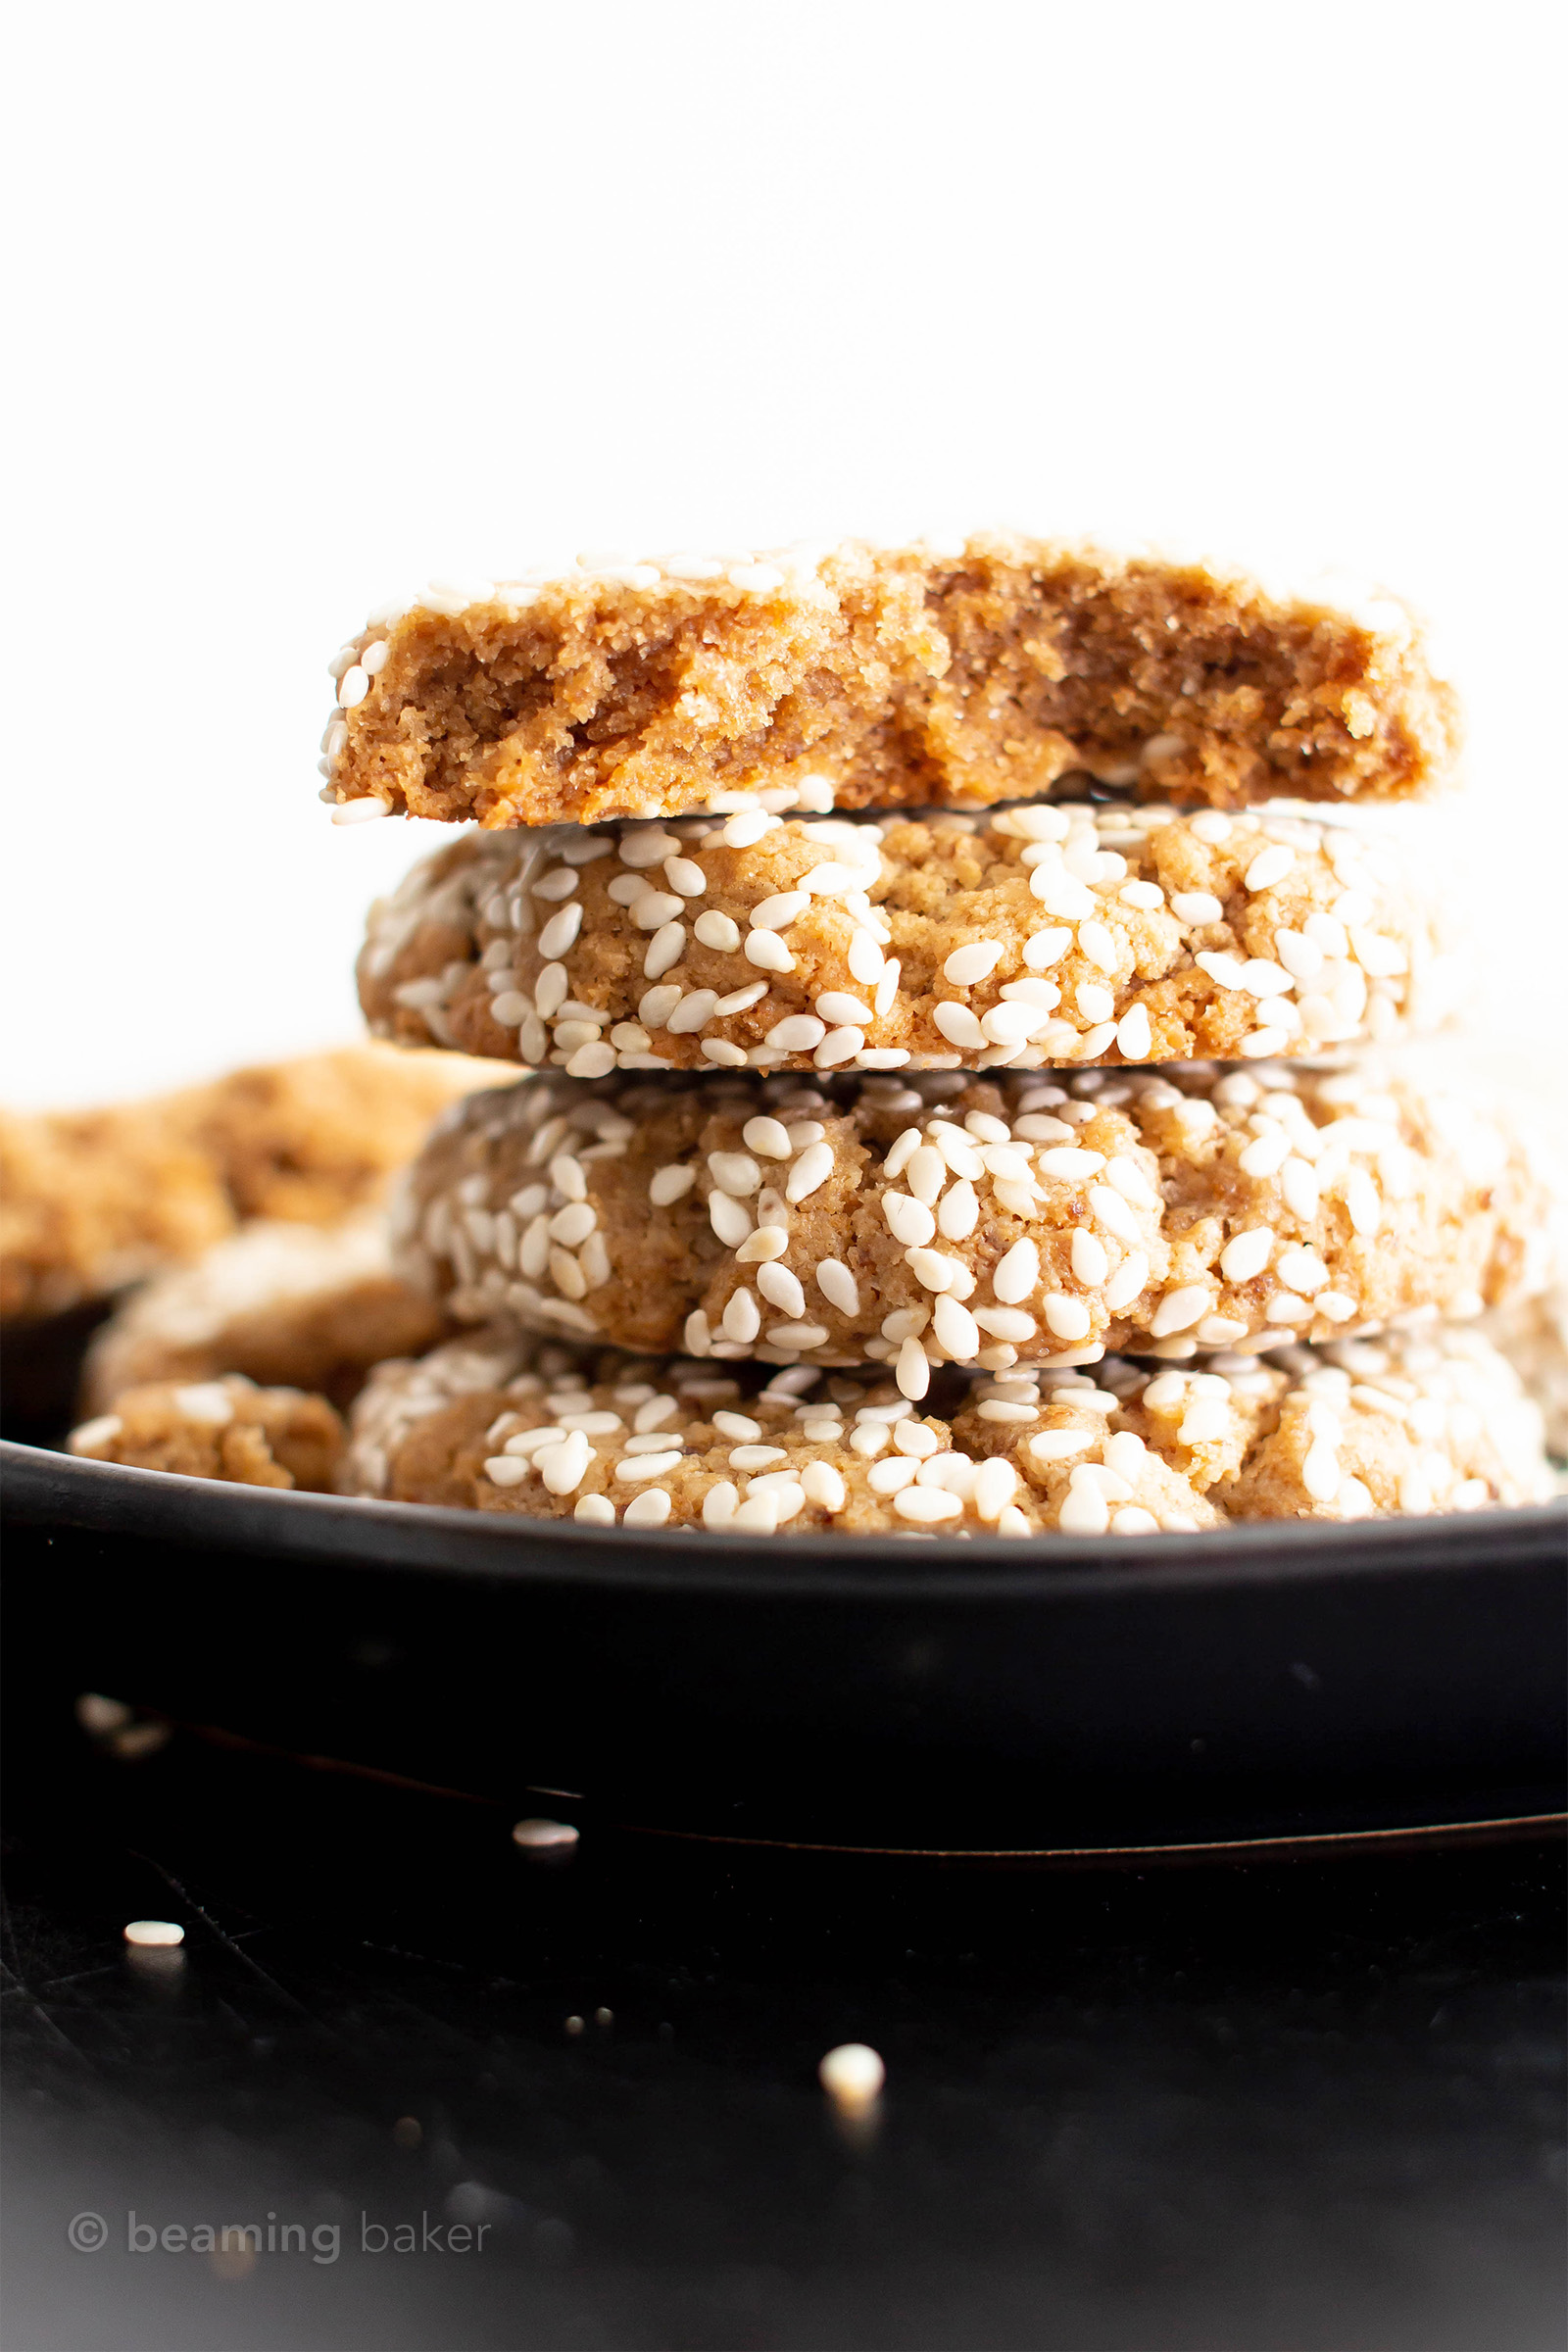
<box><xmin>5</xmin><ymin>0</ymin><xmax>1564</xmax><ymax>1106</ymax></box>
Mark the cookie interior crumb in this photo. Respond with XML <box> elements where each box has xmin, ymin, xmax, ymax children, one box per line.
<box><xmin>322</xmin><ymin>536</ymin><xmax>1459</xmax><ymax>828</ymax></box>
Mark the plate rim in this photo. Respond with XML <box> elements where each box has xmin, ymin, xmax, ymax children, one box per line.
<box><xmin>6</xmin><ymin>1436</ymin><xmax>1565</xmax><ymax>1606</ymax></box>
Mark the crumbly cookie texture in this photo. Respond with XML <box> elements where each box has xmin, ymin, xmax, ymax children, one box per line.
<box><xmin>393</xmin><ymin>1063</ymin><xmax>1544</xmax><ymax>1383</ymax></box>
<box><xmin>339</xmin><ymin>1324</ymin><xmax>1550</xmax><ymax>1535</ymax></box>
<box><xmin>360</xmin><ymin>804</ymin><xmax>1447</xmax><ymax>1076</ymax></box>
<box><xmin>80</xmin><ymin>1214</ymin><xmax>448</xmax><ymax>1415</ymax></box>
<box><xmin>0</xmin><ymin>1106</ymin><xmax>234</xmax><ymax>1325</ymax></box>
<box><xmin>69</xmin><ymin>1375</ymin><xmax>344</xmax><ymax>1493</ymax></box>
<box><xmin>319</xmin><ymin>536</ymin><xmax>1459</xmax><ymax>827</ymax></box>
<box><xmin>173</xmin><ymin>1046</ymin><xmax>512</xmax><ymax>1226</ymax></box>
<box><xmin>1</xmin><ymin>1047</ymin><xmax>509</xmax><ymax>1324</ymax></box>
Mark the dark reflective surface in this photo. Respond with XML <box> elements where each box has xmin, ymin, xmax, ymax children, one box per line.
<box><xmin>3</xmin><ymin>1652</ymin><xmax>1563</xmax><ymax>2351</ymax></box>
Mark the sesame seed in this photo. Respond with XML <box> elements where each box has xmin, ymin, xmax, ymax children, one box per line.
<box><xmin>766</xmin><ymin>1014</ymin><xmax>825</xmax><ymax>1053</ymax></box>
<box><xmin>538</xmin><ymin>905</ymin><xmax>584</xmax><ymax>958</ymax></box>
<box><xmin>695</xmin><ymin>910</ymin><xmax>742</xmax><ymax>951</ymax></box>
<box><xmin>549</xmin><ymin>1202</ymin><xmax>597</xmax><ymax>1246</ymax></box>
<box><xmin>745</xmin><ymin>931</ymin><xmax>795</xmax><ymax>973</ymax></box>
<box><xmin>1276</xmin><ymin>1245</ymin><xmax>1329</xmax><ymax>1293</ymax></box>
<box><xmin>1115</xmin><ymin>1005</ymin><xmax>1152</xmax><ymax>1060</ymax></box>
<box><xmin>786</xmin><ymin>1142</ymin><xmax>835</xmax><ymax>1201</ymax></box>
<box><xmin>896</xmin><ymin>1339</ymin><xmax>931</xmax><ymax>1399</ymax></box>
<box><xmin>1039</xmin><ymin>1147</ymin><xmax>1105</xmax><ymax>1180</ymax></box>
<box><xmin>666</xmin><ymin>990</ymin><xmax>719</xmax><ymax>1034</ymax></box>
<box><xmin>816</xmin><ymin>1259</ymin><xmax>859</xmax><ymax>1314</ymax></box>
<box><xmin>751</xmin><ymin>891</ymin><xmax>808</xmax><ymax>932</ymax></box>
<box><xmin>814</xmin><ymin>1027</ymin><xmax>864</xmax><ymax>1068</ymax></box>
<box><xmin>1071</xmin><ymin>1231</ymin><xmax>1109</xmax><ymax>1286</ymax></box>
<box><xmin>1238</xmin><ymin>1130</ymin><xmax>1292</xmax><ymax>1178</ymax></box>
<box><xmin>550</xmin><ymin>1247</ymin><xmax>588</xmax><ymax>1298</ymax></box>
<box><xmin>1023</xmin><ymin>928</ymin><xmax>1072</xmax><ymax>969</ymax></box>
<box><xmin>623</xmin><ymin>1489</ymin><xmax>671</xmax><ymax>1527</ymax></box>
<box><xmin>649</xmin><ymin>1163</ymin><xmax>695</xmax><ymax>1206</ymax></box>
<box><xmin>993</xmin><ymin>1239</ymin><xmax>1039</xmax><ymax>1303</ymax></box>
<box><xmin>932</xmin><ymin>1003</ymin><xmax>986</xmax><ymax>1051</ymax></box>
<box><xmin>884</xmin><ymin>1194</ymin><xmax>936</xmax><ymax>1247</ymax></box>
<box><xmin>565</xmin><ymin>1043</ymin><xmax>616</xmax><ymax>1078</ymax></box>
<box><xmin>636</xmin><ymin>984</ymin><xmax>681</xmax><ymax>1028</ymax></box>
<box><xmin>1057</xmin><ymin>1482</ymin><xmax>1110</xmax><ymax>1535</ymax></box>
<box><xmin>895</xmin><ymin>1486</ymin><xmax>962</xmax><ymax>1523</ymax></box>
<box><xmin>643</xmin><ymin>923</ymin><xmax>686</xmax><ymax>979</ymax></box>
<box><xmin>1030</xmin><ymin>872</ymin><xmax>1096</xmax><ymax>919</ymax></box>
<box><xmin>735</xmin><ymin>1224</ymin><xmax>790</xmax><ymax>1262</ymax></box>
<box><xmin>1150</xmin><ymin>1284</ymin><xmax>1210</xmax><ymax>1336</ymax></box>
<box><xmin>710</xmin><ymin>1193</ymin><xmax>755</xmax><ymax>1247</ymax></box>
<box><xmin>615</xmin><ymin>1450</ymin><xmax>684</xmax><ymax>1484</ymax></box>
<box><xmin>709</xmin><ymin>1151</ymin><xmax>761</xmax><ymax>1197</ymax></box>
<box><xmin>980</xmin><ymin>1002</ymin><xmax>1048</xmax><ymax>1045</ymax></box>
<box><xmin>848</xmin><ymin>933</ymin><xmax>886</xmax><ymax>984</ymax></box>
<box><xmin>933</xmin><ymin>1294</ymin><xmax>981</xmax><ymax>1358</ymax></box>
<box><xmin>815</xmin><ymin>992</ymin><xmax>873</xmax><ymax>1026</ymax></box>
<box><xmin>758</xmin><ymin>1262</ymin><xmax>807</xmax><ymax>1317</ymax></box>
<box><xmin>1246</xmin><ymin>845</ymin><xmax>1296</xmax><ymax>891</ymax></box>
<box><xmin>1220</xmin><ymin>1227</ymin><xmax>1274</xmax><ymax>1282</ymax></box>
<box><xmin>123</xmin><ymin>1920</ymin><xmax>185</xmax><ymax>1948</ymax></box>
<box><xmin>1301</xmin><ymin>1439</ymin><xmax>1341</xmax><ymax>1501</ymax></box>
<box><xmin>943</xmin><ymin>940</ymin><xmax>1005</xmax><ymax>987</ymax></box>
<box><xmin>1043</xmin><ymin>1296</ymin><xmax>1092</xmax><ymax>1341</ymax></box>
<box><xmin>721</xmin><ymin>811</ymin><xmax>776</xmax><ymax>847</ymax></box>
<box><xmin>722</xmin><ymin>1289</ymin><xmax>761</xmax><ymax>1342</ymax></box>
<box><xmin>1078</xmin><ymin>922</ymin><xmax>1118</xmax><ymax>971</ymax></box>
<box><xmin>802</xmin><ymin>1461</ymin><xmax>847</xmax><ymax>1510</ymax></box>
<box><xmin>1028</xmin><ymin>1427</ymin><xmax>1096</xmax><ymax>1460</ymax></box>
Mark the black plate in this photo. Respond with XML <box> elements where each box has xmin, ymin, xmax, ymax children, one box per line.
<box><xmin>5</xmin><ymin>1438</ymin><xmax>1564</xmax><ymax>1856</ymax></box>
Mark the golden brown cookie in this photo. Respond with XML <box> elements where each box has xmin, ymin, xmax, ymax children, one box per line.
<box><xmin>80</xmin><ymin>1214</ymin><xmax>449</xmax><ymax>1414</ymax></box>
<box><xmin>1</xmin><ymin>1105</ymin><xmax>233</xmax><ymax>1325</ymax></box>
<box><xmin>360</xmin><ymin>805</ymin><xmax>1448</xmax><ymax>1075</ymax></box>
<box><xmin>69</xmin><ymin>1375</ymin><xmax>344</xmax><ymax>1492</ymax></box>
<box><xmin>339</xmin><ymin>1324</ymin><xmax>1550</xmax><ymax>1535</ymax></box>
<box><xmin>393</xmin><ymin>1064</ymin><xmax>1544</xmax><ymax>1381</ymax></box>
<box><xmin>1</xmin><ymin>1047</ymin><xmax>509</xmax><ymax>1326</ymax></box>
<box><xmin>319</xmin><ymin>536</ymin><xmax>1458</xmax><ymax>828</ymax></box>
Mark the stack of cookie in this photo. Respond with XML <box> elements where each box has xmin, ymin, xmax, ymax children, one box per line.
<box><xmin>77</xmin><ymin>537</ymin><xmax>1557</xmax><ymax>1531</ymax></box>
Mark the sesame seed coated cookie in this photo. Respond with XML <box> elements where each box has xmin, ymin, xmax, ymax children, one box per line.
<box><xmin>319</xmin><ymin>536</ymin><xmax>1458</xmax><ymax>829</ymax></box>
<box><xmin>80</xmin><ymin>1214</ymin><xmax>449</xmax><ymax>1415</ymax></box>
<box><xmin>70</xmin><ymin>1376</ymin><xmax>344</xmax><ymax>1493</ymax></box>
<box><xmin>391</xmin><ymin>1064</ymin><xmax>1545</xmax><ymax>1381</ymax></box>
<box><xmin>337</xmin><ymin>1324</ymin><xmax>1551</xmax><ymax>1535</ymax></box>
<box><xmin>360</xmin><ymin>804</ymin><xmax>1448</xmax><ymax>1076</ymax></box>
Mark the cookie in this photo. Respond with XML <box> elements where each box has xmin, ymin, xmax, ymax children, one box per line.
<box><xmin>392</xmin><ymin>1063</ymin><xmax>1544</xmax><ymax>1380</ymax></box>
<box><xmin>173</xmin><ymin>1045</ymin><xmax>513</xmax><ymax>1227</ymax></box>
<box><xmin>318</xmin><ymin>535</ymin><xmax>1458</xmax><ymax>828</ymax></box>
<box><xmin>1</xmin><ymin>1105</ymin><xmax>233</xmax><ymax>1325</ymax></box>
<box><xmin>69</xmin><ymin>1376</ymin><xmax>344</xmax><ymax>1493</ymax></box>
<box><xmin>1</xmin><ymin>1046</ymin><xmax>508</xmax><ymax>1325</ymax></box>
<box><xmin>339</xmin><ymin>1323</ymin><xmax>1550</xmax><ymax>1535</ymax></box>
<box><xmin>80</xmin><ymin>1214</ymin><xmax>448</xmax><ymax>1415</ymax></box>
<box><xmin>360</xmin><ymin>804</ymin><xmax>1447</xmax><ymax>1076</ymax></box>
